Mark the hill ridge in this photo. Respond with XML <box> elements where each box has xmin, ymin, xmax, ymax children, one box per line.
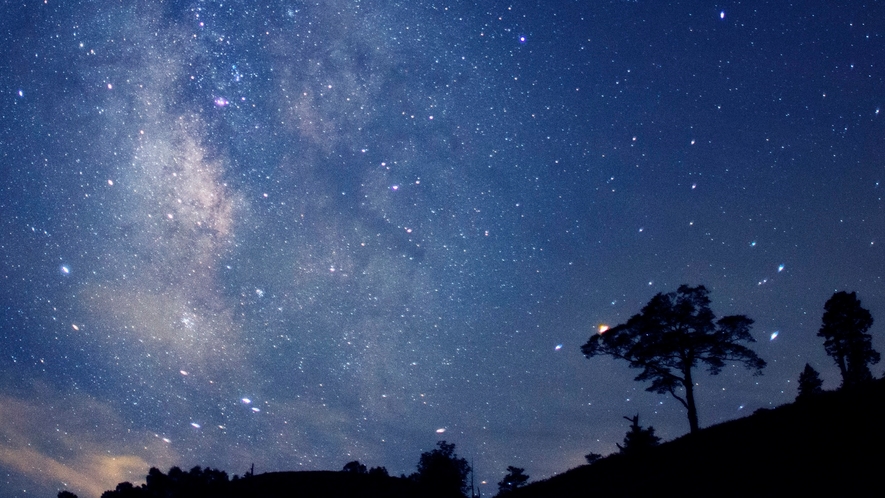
<box><xmin>510</xmin><ymin>379</ymin><xmax>885</xmax><ymax>497</ymax></box>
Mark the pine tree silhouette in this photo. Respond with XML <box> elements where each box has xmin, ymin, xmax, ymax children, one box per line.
<box><xmin>582</xmin><ymin>285</ymin><xmax>765</xmax><ymax>433</ymax></box>
<box><xmin>796</xmin><ymin>363</ymin><xmax>824</xmax><ymax>400</ymax></box>
<box><xmin>496</xmin><ymin>466</ymin><xmax>529</xmax><ymax>496</ymax></box>
<box><xmin>616</xmin><ymin>415</ymin><xmax>661</xmax><ymax>456</ymax></box>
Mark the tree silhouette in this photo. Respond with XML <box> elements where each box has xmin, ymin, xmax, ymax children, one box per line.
<box><xmin>616</xmin><ymin>414</ymin><xmax>660</xmax><ymax>456</ymax></box>
<box><xmin>412</xmin><ymin>440</ymin><xmax>472</xmax><ymax>498</ymax></box>
<box><xmin>100</xmin><ymin>482</ymin><xmax>140</xmax><ymax>498</ymax></box>
<box><xmin>342</xmin><ymin>460</ymin><xmax>368</xmax><ymax>474</ymax></box>
<box><xmin>58</xmin><ymin>492</ymin><xmax>79</xmax><ymax>498</ymax></box>
<box><xmin>368</xmin><ymin>466</ymin><xmax>390</xmax><ymax>477</ymax></box>
<box><xmin>584</xmin><ymin>452</ymin><xmax>603</xmax><ymax>465</ymax></box>
<box><xmin>582</xmin><ymin>285</ymin><xmax>766</xmax><ymax>433</ymax></box>
<box><xmin>817</xmin><ymin>291</ymin><xmax>879</xmax><ymax>388</ymax></box>
<box><xmin>796</xmin><ymin>363</ymin><xmax>824</xmax><ymax>400</ymax></box>
<box><xmin>496</xmin><ymin>466</ymin><xmax>529</xmax><ymax>496</ymax></box>
<box><xmin>101</xmin><ymin>466</ymin><xmax>230</xmax><ymax>498</ymax></box>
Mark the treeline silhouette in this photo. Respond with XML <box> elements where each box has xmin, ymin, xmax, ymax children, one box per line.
<box><xmin>56</xmin><ymin>288</ymin><xmax>881</xmax><ymax>498</ymax></box>
<box><xmin>82</xmin><ymin>441</ymin><xmax>474</xmax><ymax>498</ymax></box>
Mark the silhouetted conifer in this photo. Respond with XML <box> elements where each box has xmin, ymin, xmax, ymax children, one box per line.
<box><xmin>796</xmin><ymin>363</ymin><xmax>824</xmax><ymax>400</ymax></box>
<box><xmin>616</xmin><ymin>414</ymin><xmax>660</xmax><ymax>456</ymax></box>
<box><xmin>58</xmin><ymin>491</ymin><xmax>78</xmax><ymax>498</ymax></box>
<box><xmin>496</xmin><ymin>466</ymin><xmax>529</xmax><ymax>496</ymax></box>
<box><xmin>818</xmin><ymin>291</ymin><xmax>879</xmax><ymax>388</ymax></box>
<box><xmin>584</xmin><ymin>452</ymin><xmax>603</xmax><ymax>465</ymax></box>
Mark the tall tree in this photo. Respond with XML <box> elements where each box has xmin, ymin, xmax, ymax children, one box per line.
<box><xmin>496</xmin><ymin>466</ymin><xmax>529</xmax><ymax>496</ymax></box>
<box><xmin>817</xmin><ymin>291</ymin><xmax>879</xmax><ymax>388</ymax></box>
<box><xmin>796</xmin><ymin>363</ymin><xmax>824</xmax><ymax>400</ymax></box>
<box><xmin>412</xmin><ymin>441</ymin><xmax>472</xmax><ymax>498</ymax></box>
<box><xmin>581</xmin><ymin>285</ymin><xmax>766</xmax><ymax>433</ymax></box>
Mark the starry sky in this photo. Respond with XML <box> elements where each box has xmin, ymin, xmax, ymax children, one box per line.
<box><xmin>1</xmin><ymin>1</ymin><xmax>884</xmax><ymax>496</ymax></box>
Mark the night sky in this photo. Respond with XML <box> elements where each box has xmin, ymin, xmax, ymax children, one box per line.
<box><xmin>1</xmin><ymin>1</ymin><xmax>884</xmax><ymax>496</ymax></box>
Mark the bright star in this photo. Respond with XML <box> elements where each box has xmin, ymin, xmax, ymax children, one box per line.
<box><xmin>770</xmin><ymin>331</ymin><xmax>779</xmax><ymax>341</ymax></box>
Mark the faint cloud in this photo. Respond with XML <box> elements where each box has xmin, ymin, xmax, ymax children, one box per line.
<box><xmin>0</xmin><ymin>385</ymin><xmax>176</xmax><ymax>497</ymax></box>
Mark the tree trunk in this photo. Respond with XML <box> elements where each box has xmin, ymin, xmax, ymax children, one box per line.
<box><xmin>683</xmin><ymin>367</ymin><xmax>699</xmax><ymax>433</ymax></box>
<box><xmin>836</xmin><ymin>355</ymin><xmax>848</xmax><ymax>387</ymax></box>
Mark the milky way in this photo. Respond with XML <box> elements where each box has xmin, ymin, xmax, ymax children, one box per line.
<box><xmin>1</xmin><ymin>2</ymin><xmax>884</xmax><ymax>497</ymax></box>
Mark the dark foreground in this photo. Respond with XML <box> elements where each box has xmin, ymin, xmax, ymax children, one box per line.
<box><xmin>96</xmin><ymin>379</ymin><xmax>885</xmax><ymax>498</ymax></box>
<box><xmin>511</xmin><ymin>378</ymin><xmax>885</xmax><ymax>497</ymax></box>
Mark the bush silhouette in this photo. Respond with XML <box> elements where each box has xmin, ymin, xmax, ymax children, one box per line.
<box><xmin>616</xmin><ymin>414</ymin><xmax>661</xmax><ymax>456</ymax></box>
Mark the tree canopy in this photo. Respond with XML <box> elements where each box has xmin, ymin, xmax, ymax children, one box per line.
<box><xmin>581</xmin><ymin>285</ymin><xmax>766</xmax><ymax>433</ymax></box>
<box><xmin>342</xmin><ymin>461</ymin><xmax>368</xmax><ymax>474</ymax></box>
<box><xmin>496</xmin><ymin>466</ymin><xmax>529</xmax><ymax>496</ymax></box>
<box><xmin>100</xmin><ymin>466</ymin><xmax>231</xmax><ymax>498</ymax></box>
<box><xmin>616</xmin><ymin>414</ymin><xmax>661</xmax><ymax>456</ymax></box>
<box><xmin>818</xmin><ymin>291</ymin><xmax>879</xmax><ymax>388</ymax></box>
<box><xmin>412</xmin><ymin>441</ymin><xmax>472</xmax><ymax>498</ymax></box>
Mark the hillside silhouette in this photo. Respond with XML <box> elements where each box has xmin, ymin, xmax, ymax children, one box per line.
<box><xmin>94</xmin><ymin>442</ymin><xmax>471</xmax><ymax>498</ymax></box>
<box><xmin>84</xmin><ymin>380</ymin><xmax>885</xmax><ymax>498</ymax></box>
<box><xmin>509</xmin><ymin>378</ymin><xmax>885</xmax><ymax>498</ymax></box>
<box><xmin>76</xmin><ymin>287</ymin><xmax>883</xmax><ymax>498</ymax></box>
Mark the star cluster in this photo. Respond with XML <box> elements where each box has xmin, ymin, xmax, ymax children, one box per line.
<box><xmin>1</xmin><ymin>2</ymin><xmax>883</xmax><ymax>496</ymax></box>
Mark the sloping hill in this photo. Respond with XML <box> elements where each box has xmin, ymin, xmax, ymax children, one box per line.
<box><xmin>511</xmin><ymin>379</ymin><xmax>885</xmax><ymax>497</ymax></box>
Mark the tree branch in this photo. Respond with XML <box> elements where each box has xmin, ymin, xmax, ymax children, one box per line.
<box><xmin>667</xmin><ymin>386</ymin><xmax>688</xmax><ymax>408</ymax></box>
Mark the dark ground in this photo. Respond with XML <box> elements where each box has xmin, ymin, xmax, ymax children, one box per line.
<box><xmin>509</xmin><ymin>378</ymin><xmax>885</xmax><ymax>498</ymax></box>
